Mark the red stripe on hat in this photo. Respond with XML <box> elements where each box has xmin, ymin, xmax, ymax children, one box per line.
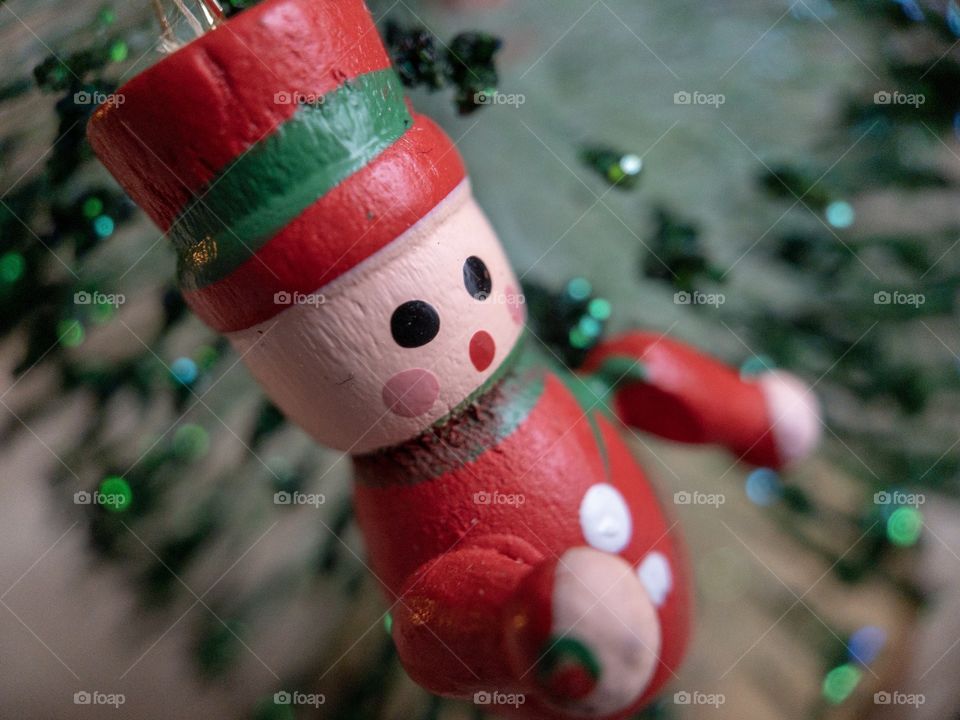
<box><xmin>87</xmin><ymin>0</ymin><xmax>391</xmax><ymax>230</ymax></box>
<box><xmin>183</xmin><ymin>113</ymin><xmax>466</xmax><ymax>333</ymax></box>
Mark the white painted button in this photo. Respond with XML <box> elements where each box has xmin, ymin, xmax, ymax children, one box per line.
<box><xmin>637</xmin><ymin>551</ymin><xmax>672</xmax><ymax>607</ymax></box>
<box><xmin>579</xmin><ymin>483</ymin><xmax>632</xmax><ymax>553</ymax></box>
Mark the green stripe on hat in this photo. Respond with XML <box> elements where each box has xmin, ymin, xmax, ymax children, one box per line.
<box><xmin>172</xmin><ymin>69</ymin><xmax>412</xmax><ymax>290</ymax></box>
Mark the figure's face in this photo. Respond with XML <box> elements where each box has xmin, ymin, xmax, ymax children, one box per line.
<box><xmin>229</xmin><ymin>183</ymin><xmax>526</xmax><ymax>454</ymax></box>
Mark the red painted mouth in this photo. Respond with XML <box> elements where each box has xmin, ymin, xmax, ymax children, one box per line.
<box><xmin>469</xmin><ymin>330</ymin><xmax>496</xmax><ymax>371</ymax></box>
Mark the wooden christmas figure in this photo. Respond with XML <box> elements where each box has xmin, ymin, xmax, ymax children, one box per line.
<box><xmin>87</xmin><ymin>1</ymin><xmax>821</xmax><ymax>717</ymax></box>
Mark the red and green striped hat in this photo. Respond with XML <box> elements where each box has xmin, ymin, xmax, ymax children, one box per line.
<box><xmin>87</xmin><ymin>0</ymin><xmax>466</xmax><ymax>333</ymax></box>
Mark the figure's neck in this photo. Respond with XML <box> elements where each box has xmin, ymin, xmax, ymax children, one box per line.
<box><xmin>352</xmin><ymin>333</ymin><xmax>546</xmax><ymax>484</ymax></box>
<box><xmin>428</xmin><ymin>332</ymin><xmax>529</xmax><ymax>427</ymax></box>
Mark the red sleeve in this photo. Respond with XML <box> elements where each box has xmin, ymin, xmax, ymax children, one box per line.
<box><xmin>580</xmin><ymin>332</ymin><xmax>790</xmax><ymax>468</ymax></box>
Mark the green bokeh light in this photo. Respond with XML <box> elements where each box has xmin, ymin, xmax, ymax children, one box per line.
<box><xmin>109</xmin><ymin>40</ymin><xmax>129</xmax><ymax>63</ymax></box>
<box><xmin>82</xmin><ymin>196</ymin><xmax>104</xmax><ymax>219</ymax></box>
<box><xmin>886</xmin><ymin>507</ymin><xmax>923</xmax><ymax>547</ymax></box>
<box><xmin>58</xmin><ymin>319</ymin><xmax>85</xmax><ymax>347</ymax></box>
<box><xmin>98</xmin><ymin>7</ymin><xmax>117</xmax><ymax>26</ymax></box>
<box><xmin>822</xmin><ymin>663</ymin><xmax>862</xmax><ymax>704</ymax></box>
<box><xmin>51</xmin><ymin>65</ymin><xmax>68</xmax><ymax>85</ymax></box>
<box><xmin>98</xmin><ymin>475</ymin><xmax>132</xmax><ymax>513</ymax></box>
<box><xmin>0</xmin><ymin>252</ymin><xmax>25</xmax><ymax>284</ymax></box>
<box><xmin>569</xmin><ymin>327</ymin><xmax>591</xmax><ymax>349</ymax></box>
<box><xmin>587</xmin><ymin>297</ymin><xmax>611</xmax><ymax>321</ymax></box>
<box><xmin>196</xmin><ymin>345</ymin><xmax>219</xmax><ymax>370</ymax></box>
<box><xmin>173</xmin><ymin>423</ymin><xmax>210</xmax><ymax>460</ymax></box>
<box><xmin>91</xmin><ymin>297</ymin><xmax>116</xmax><ymax>323</ymax></box>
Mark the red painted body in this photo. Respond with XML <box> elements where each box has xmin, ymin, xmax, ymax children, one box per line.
<box><xmin>354</xmin><ymin>332</ymin><xmax>786</xmax><ymax>719</ymax></box>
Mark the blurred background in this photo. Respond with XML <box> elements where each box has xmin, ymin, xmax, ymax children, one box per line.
<box><xmin>0</xmin><ymin>0</ymin><xmax>959</xmax><ymax>717</ymax></box>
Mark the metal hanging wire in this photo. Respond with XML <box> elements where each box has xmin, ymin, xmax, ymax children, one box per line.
<box><xmin>152</xmin><ymin>0</ymin><xmax>225</xmax><ymax>52</ymax></box>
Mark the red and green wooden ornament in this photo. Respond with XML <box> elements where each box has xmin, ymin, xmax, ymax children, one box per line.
<box><xmin>87</xmin><ymin>1</ymin><xmax>822</xmax><ymax>717</ymax></box>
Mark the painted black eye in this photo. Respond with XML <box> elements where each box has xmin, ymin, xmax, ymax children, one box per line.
<box><xmin>390</xmin><ymin>300</ymin><xmax>440</xmax><ymax>348</ymax></box>
<box><xmin>463</xmin><ymin>256</ymin><xmax>492</xmax><ymax>300</ymax></box>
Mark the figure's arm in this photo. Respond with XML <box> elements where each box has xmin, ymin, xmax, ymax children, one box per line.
<box><xmin>579</xmin><ymin>332</ymin><xmax>821</xmax><ymax>468</ymax></box>
<box><xmin>391</xmin><ymin>543</ymin><xmax>660</xmax><ymax>718</ymax></box>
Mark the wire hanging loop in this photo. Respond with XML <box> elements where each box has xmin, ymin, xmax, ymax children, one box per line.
<box><xmin>152</xmin><ymin>0</ymin><xmax>225</xmax><ymax>52</ymax></box>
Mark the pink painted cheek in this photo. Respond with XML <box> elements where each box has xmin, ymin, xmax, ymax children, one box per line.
<box><xmin>382</xmin><ymin>369</ymin><xmax>441</xmax><ymax>417</ymax></box>
<box><xmin>505</xmin><ymin>284</ymin><xmax>525</xmax><ymax>325</ymax></box>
